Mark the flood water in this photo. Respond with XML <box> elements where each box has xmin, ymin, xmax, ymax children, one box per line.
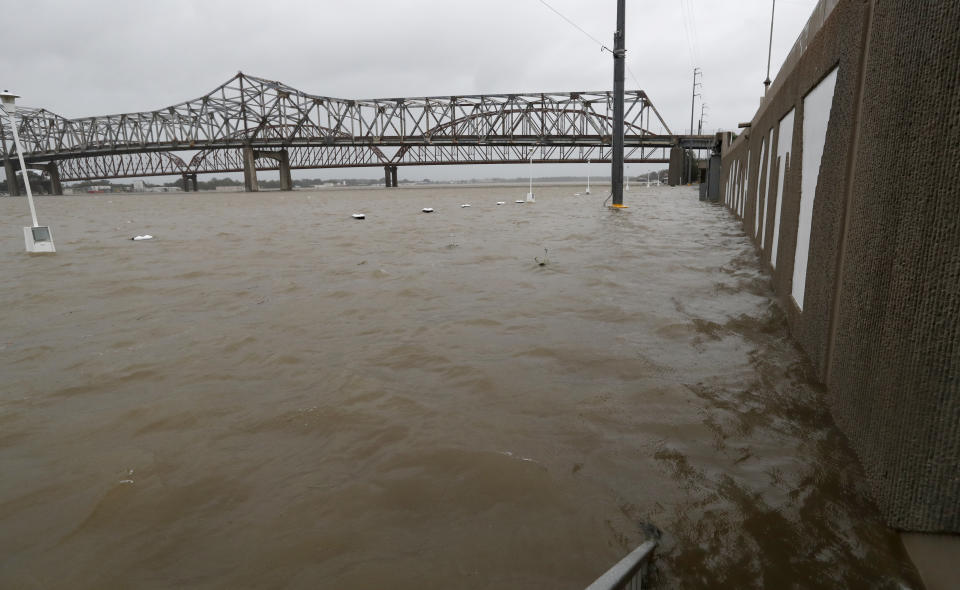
<box><xmin>0</xmin><ymin>185</ymin><xmax>921</xmax><ymax>589</ymax></box>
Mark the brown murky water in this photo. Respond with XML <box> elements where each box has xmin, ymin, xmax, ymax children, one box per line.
<box><xmin>0</xmin><ymin>185</ymin><xmax>921</xmax><ymax>589</ymax></box>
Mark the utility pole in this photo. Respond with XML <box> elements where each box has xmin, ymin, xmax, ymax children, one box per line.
<box><xmin>689</xmin><ymin>67</ymin><xmax>702</xmax><ymax>136</ymax></box>
<box><xmin>698</xmin><ymin>103</ymin><xmax>708</xmax><ymax>135</ymax></box>
<box><xmin>688</xmin><ymin>67</ymin><xmax>702</xmax><ymax>183</ymax></box>
<box><xmin>611</xmin><ymin>0</ymin><xmax>626</xmax><ymax>207</ymax></box>
<box><xmin>764</xmin><ymin>0</ymin><xmax>776</xmax><ymax>94</ymax></box>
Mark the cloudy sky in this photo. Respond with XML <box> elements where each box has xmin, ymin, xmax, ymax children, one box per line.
<box><xmin>3</xmin><ymin>0</ymin><xmax>819</xmax><ymax>182</ymax></box>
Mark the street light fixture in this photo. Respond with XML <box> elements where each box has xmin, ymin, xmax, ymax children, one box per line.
<box><xmin>526</xmin><ymin>148</ymin><xmax>535</xmax><ymax>202</ymax></box>
<box><xmin>585</xmin><ymin>158</ymin><xmax>591</xmax><ymax>195</ymax></box>
<box><xmin>1</xmin><ymin>90</ymin><xmax>55</xmax><ymax>253</ymax></box>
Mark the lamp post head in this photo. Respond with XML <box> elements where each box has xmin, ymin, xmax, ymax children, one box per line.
<box><xmin>0</xmin><ymin>90</ymin><xmax>19</xmax><ymax>114</ymax></box>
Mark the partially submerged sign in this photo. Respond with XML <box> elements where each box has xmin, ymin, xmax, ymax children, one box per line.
<box><xmin>24</xmin><ymin>226</ymin><xmax>55</xmax><ymax>253</ymax></box>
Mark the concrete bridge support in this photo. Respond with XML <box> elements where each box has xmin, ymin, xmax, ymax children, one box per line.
<box><xmin>669</xmin><ymin>146</ymin><xmax>700</xmax><ymax>186</ymax></box>
<box><xmin>4</xmin><ymin>156</ymin><xmax>20</xmax><ymax>196</ymax></box>
<box><xmin>43</xmin><ymin>162</ymin><xmax>63</xmax><ymax>195</ymax></box>
<box><xmin>243</xmin><ymin>148</ymin><xmax>293</xmax><ymax>191</ymax></box>
<box><xmin>181</xmin><ymin>173</ymin><xmax>197</xmax><ymax>192</ymax></box>
<box><xmin>699</xmin><ymin>154</ymin><xmax>721</xmax><ymax>202</ymax></box>
<box><xmin>243</xmin><ymin>146</ymin><xmax>259</xmax><ymax>192</ymax></box>
<box><xmin>668</xmin><ymin>146</ymin><xmax>684</xmax><ymax>186</ymax></box>
<box><xmin>277</xmin><ymin>150</ymin><xmax>293</xmax><ymax>192</ymax></box>
<box><xmin>383</xmin><ymin>165</ymin><xmax>399</xmax><ymax>188</ymax></box>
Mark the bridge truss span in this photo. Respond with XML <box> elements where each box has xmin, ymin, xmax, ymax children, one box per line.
<box><xmin>0</xmin><ymin>72</ymin><xmax>712</xmax><ymax>188</ymax></box>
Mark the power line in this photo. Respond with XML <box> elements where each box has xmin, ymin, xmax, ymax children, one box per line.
<box><xmin>685</xmin><ymin>0</ymin><xmax>703</xmax><ymax>67</ymax></box>
<box><xmin>536</xmin><ymin>0</ymin><xmax>656</xmax><ymax>135</ymax></box>
<box><xmin>537</xmin><ymin>0</ymin><xmax>611</xmax><ymax>54</ymax></box>
<box><xmin>679</xmin><ymin>0</ymin><xmax>696</xmax><ymax>68</ymax></box>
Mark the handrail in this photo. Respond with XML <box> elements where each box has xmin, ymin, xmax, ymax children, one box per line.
<box><xmin>585</xmin><ymin>540</ymin><xmax>657</xmax><ymax>590</ymax></box>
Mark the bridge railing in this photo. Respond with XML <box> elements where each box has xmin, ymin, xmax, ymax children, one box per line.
<box><xmin>585</xmin><ymin>540</ymin><xmax>657</xmax><ymax>590</ymax></box>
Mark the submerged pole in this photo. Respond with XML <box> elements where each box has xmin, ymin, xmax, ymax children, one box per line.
<box><xmin>611</xmin><ymin>0</ymin><xmax>626</xmax><ymax>207</ymax></box>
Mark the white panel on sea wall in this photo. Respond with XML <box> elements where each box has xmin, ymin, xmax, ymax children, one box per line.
<box><xmin>725</xmin><ymin>166</ymin><xmax>730</xmax><ymax>205</ymax></box>
<box><xmin>733</xmin><ymin>160</ymin><xmax>740</xmax><ymax>213</ymax></box>
<box><xmin>744</xmin><ymin>154</ymin><xmax>749</xmax><ymax>218</ymax></box>
<box><xmin>728</xmin><ymin>162</ymin><xmax>734</xmax><ymax>208</ymax></box>
<box><xmin>742</xmin><ymin>151</ymin><xmax>750</xmax><ymax>218</ymax></box>
<box><xmin>740</xmin><ymin>160</ymin><xmax>745</xmax><ymax>216</ymax></box>
<box><xmin>761</xmin><ymin>127</ymin><xmax>775</xmax><ymax>249</ymax></box>
<box><xmin>771</xmin><ymin>108</ymin><xmax>795</xmax><ymax>270</ymax></box>
<box><xmin>729</xmin><ymin>161</ymin><xmax>737</xmax><ymax>208</ymax></box>
<box><xmin>792</xmin><ymin>67</ymin><xmax>839</xmax><ymax>311</ymax></box>
<box><xmin>755</xmin><ymin>139</ymin><xmax>766</xmax><ymax>237</ymax></box>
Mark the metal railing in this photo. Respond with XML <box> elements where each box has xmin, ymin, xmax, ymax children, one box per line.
<box><xmin>585</xmin><ymin>540</ymin><xmax>657</xmax><ymax>590</ymax></box>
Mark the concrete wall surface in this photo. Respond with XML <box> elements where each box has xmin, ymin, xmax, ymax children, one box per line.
<box><xmin>719</xmin><ymin>0</ymin><xmax>959</xmax><ymax>532</ymax></box>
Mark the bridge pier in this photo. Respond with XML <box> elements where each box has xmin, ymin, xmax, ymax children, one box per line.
<box><xmin>181</xmin><ymin>173</ymin><xmax>197</xmax><ymax>192</ymax></box>
<box><xmin>383</xmin><ymin>165</ymin><xmax>399</xmax><ymax>188</ymax></box>
<box><xmin>4</xmin><ymin>156</ymin><xmax>20</xmax><ymax>196</ymax></box>
<box><xmin>668</xmin><ymin>145</ymin><xmax>699</xmax><ymax>186</ymax></box>
<box><xmin>277</xmin><ymin>150</ymin><xmax>292</xmax><ymax>192</ymax></box>
<box><xmin>668</xmin><ymin>146</ymin><xmax>683</xmax><ymax>186</ymax></box>
<box><xmin>243</xmin><ymin>146</ymin><xmax>259</xmax><ymax>192</ymax></box>
<box><xmin>43</xmin><ymin>162</ymin><xmax>62</xmax><ymax>195</ymax></box>
<box><xmin>243</xmin><ymin>148</ymin><xmax>292</xmax><ymax>191</ymax></box>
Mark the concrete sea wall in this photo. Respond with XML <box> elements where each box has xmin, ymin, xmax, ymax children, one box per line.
<box><xmin>720</xmin><ymin>0</ymin><xmax>959</xmax><ymax>532</ymax></box>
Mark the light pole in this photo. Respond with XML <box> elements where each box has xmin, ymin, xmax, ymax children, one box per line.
<box><xmin>764</xmin><ymin>0</ymin><xmax>776</xmax><ymax>94</ymax></box>
<box><xmin>585</xmin><ymin>158</ymin><xmax>591</xmax><ymax>195</ymax></box>
<box><xmin>1</xmin><ymin>90</ymin><xmax>55</xmax><ymax>253</ymax></box>
<box><xmin>526</xmin><ymin>148</ymin><xmax>535</xmax><ymax>202</ymax></box>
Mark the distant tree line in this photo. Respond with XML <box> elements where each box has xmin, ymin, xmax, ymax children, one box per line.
<box><xmin>3</xmin><ymin>168</ymin><xmax>670</xmax><ymax>195</ymax></box>
<box><xmin>0</xmin><ymin>170</ymin><xmax>50</xmax><ymax>194</ymax></box>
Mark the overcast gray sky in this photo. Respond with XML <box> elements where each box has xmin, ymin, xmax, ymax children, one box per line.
<box><xmin>2</xmin><ymin>0</ymin><xmax>819</xmax><ymax>182</ymax></box>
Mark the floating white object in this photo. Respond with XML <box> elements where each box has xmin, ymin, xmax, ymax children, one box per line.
<box><xmin>131</xmin><ymin>234</ymin><xmax>153</xmax><ymax>241</ymax></box>
<box><xmin>461</xmin><ymin>204</ymin><xmax>471</xmax><ymax>208</ymax></box>
<box><xmin>352</xmin><ymin>213</ymin><xmax>365</xmax><ymax>219</ymax></box>
<box><xmin>526</xmin><ymin>192</ymin><xmax>535</xmax><ymax>203</ymax></box>
<box><xmin>496</xmin><ymin>201</ymin><xmax>506</xmax><ymax>205</ymax></box>
<box><xmin>514</xmin><ymin>200</ymin><xmax>524</xmax><ymax>204</ymax></box>
<box><xmin>422</xmin><ymin>208</ymin><xmax>434</xmax><ymax>213</ymax></box>
<box><xmin>24</xmin><ymin>226</ymin><xmax>55</xmax><ymax>253</ymax></box>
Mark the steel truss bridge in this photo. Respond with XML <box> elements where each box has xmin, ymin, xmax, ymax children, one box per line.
<box><xmin>0</xmin><ymin>72</ymin><xmax>713</xmax><ymax>192</ymax></box>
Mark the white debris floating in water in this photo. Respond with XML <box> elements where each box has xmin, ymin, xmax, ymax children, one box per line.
<box><xmin>131</xmin><ymin>235</ymin><xmax>153</xmax><ymax>241</ymax></box>
<box><xmin>515</xmin><ymin>200</ymin><xmax>524</xmax><ymax>204</ymax></box>
<box><xmin>422</xmin><ymin>208</ymin><xmax>434</xmax><ymax>213</ymax></box>
<box><xmin>461</xmin><ymin>204</ymin><xmax>471</xmax><ymax>208</ymax></box>
<box><xmin>352</xmin><ymin>213</ymin><xmax>366</xmax><ymax>220</ymax></box>
<box><xmin>496</xmin><ymin>201</ymin><xmax>506</xmax><ymax>205</ymax></box>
